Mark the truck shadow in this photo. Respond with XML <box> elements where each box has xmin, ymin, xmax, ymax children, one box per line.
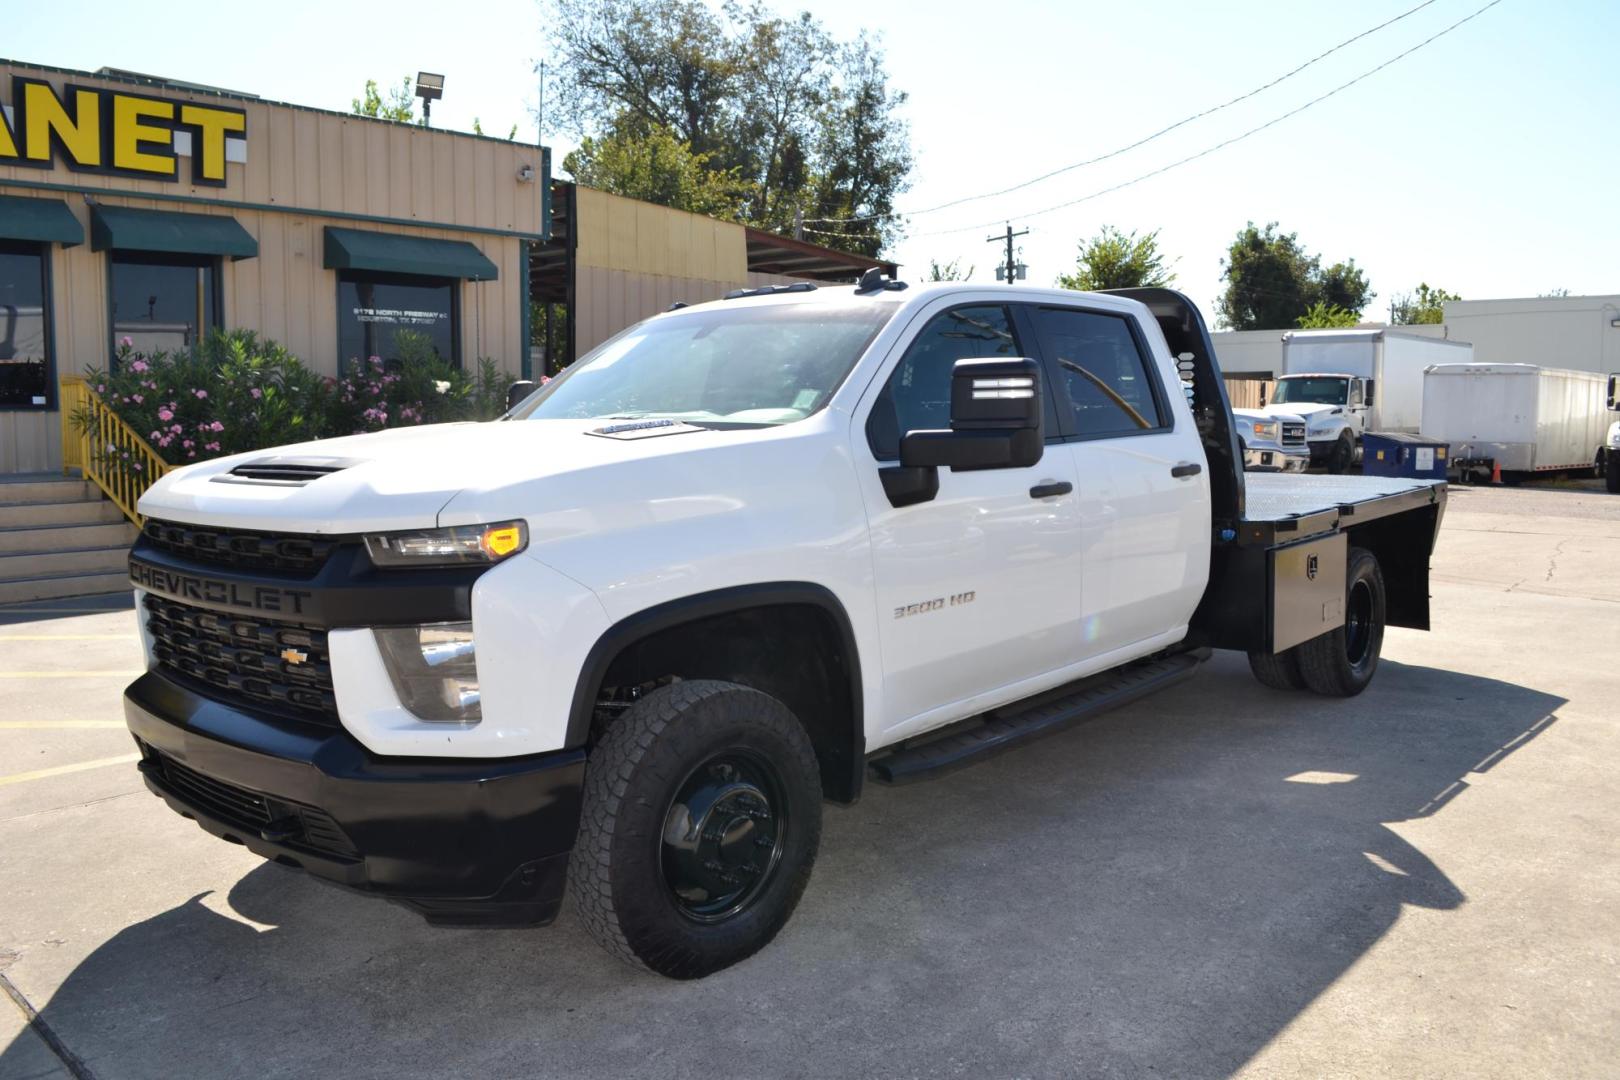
<box><xmin>1</xmin><ymin>655</ymin><xmax>1563</xmax><ymax>1079</ymax></box>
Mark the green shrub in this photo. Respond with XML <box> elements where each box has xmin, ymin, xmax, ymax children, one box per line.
<box><xmin>79</xmin><ymin>330</ymin><xmax>515</xmax><ymax>467</ymax></box>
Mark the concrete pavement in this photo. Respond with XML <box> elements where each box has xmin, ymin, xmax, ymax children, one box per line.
<box><xmin>1</xmin><ymin>485</ymin><xmax>1616</xmax><ymax>1078</ymax></box>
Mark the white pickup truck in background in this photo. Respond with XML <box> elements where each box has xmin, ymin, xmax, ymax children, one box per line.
<box><xmin>122</xmin><ymin>279</ymin><xmax>1447</xmax><ymax>978</ymax></box>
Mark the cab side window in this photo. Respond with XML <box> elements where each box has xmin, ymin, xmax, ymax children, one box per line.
<box><xmin>1349</xmin><ymin>381</ymin><xmax>1364</xmax><ymax>407</ymax></box>
<box><xmin>866</xmin><ymin>305</ymin><xmax>1020</xmax><ymax>460</ymax></box>
<box><xmin>1032</xmin><ymin>307</ymin><xmax>1167</xmax><ymax>438</ymax></box>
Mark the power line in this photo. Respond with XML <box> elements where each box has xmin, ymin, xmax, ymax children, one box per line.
<box><xmin>915</xmin><ymin>0</ymin><xmax>1505</xmax><ymax>239</ymax></box>
<box><xmin>804</xmin><ymin>0</ymin><xmax>1443</xmax><ymax>225</ymax></box>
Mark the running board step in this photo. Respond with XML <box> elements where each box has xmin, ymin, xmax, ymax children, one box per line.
<box><xmin>869</xmin><ymin>648</ymin><xmax>1210</xmax><ymax>784</ymax></box>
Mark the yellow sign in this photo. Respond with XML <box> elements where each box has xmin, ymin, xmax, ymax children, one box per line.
<box><xmin>0</xmin><ymin>76</ymin><xmax>246</xmax><ymax>186</ymax></box>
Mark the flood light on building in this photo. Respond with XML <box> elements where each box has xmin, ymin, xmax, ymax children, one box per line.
<box><xmin>415</xmin><ymin>72</ymin><xmax>445</xmax><ymax>126</ymax></box>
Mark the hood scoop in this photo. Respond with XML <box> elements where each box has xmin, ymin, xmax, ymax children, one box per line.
<box><xmin>213</xmin><ymin>455</ymin><xmax>362</xmax><ymax>487</ymax></box>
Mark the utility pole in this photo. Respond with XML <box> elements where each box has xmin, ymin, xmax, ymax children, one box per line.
<box><xmin>988</xmin><ymin>223</ymin><xmax>1029</xmax><ymax>283</ymax></box>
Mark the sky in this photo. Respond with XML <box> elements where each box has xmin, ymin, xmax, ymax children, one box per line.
<box><xmin>10</xmin><ymin>0</ymin><xmax>1619</xmax><ymax>321</ymax></box>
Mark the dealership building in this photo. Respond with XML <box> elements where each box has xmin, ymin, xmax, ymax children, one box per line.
<box><xmin>0</xmin><ymin>58</ymin><xmax>888</xmax><ymax>473</ymax></box>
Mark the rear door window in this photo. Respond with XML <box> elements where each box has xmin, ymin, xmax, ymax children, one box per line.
<box><xmin>1029</xmin><ymin>307</ymin><xmax>1168</xmax><ymax>439</ymax></box>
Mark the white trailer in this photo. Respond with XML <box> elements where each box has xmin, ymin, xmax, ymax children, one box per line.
<box><xmin>1422</xmin><ymin>363</ymin><xmax>1610</xmax><ymax>479</ymax></box>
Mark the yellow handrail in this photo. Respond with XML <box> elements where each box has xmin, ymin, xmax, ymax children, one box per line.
<box><xmin>59</xmin><ymin>375</ymin><xmax>173</xmax><ymax>526</ymax></box>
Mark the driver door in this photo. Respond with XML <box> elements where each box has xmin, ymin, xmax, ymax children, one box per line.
<box><xmin>855</xmin><ymin>301</ymin><xmax>1083</xmax><ymax>738</ymax></box>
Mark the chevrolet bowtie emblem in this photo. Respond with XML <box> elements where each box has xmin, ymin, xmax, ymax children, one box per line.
<box><xmin>280</xmin><ymin>647</ymin><xmax>310</xmax><ymax>665</ymax></box>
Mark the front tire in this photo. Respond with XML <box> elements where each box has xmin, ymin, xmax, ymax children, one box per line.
<box><xmin>1607</xmin><ymin>459</ymin><xmax>1620</xmax><ymax>494</ymax></box>
<box><xmin>1297</xmin><ymin>546</ymin><xmax>1385</xmax><ymax>697</ymax></box>
<box><xmin>1327</xmin><ymin>433</ymin><xmax>1356</xmax><ymax>475</ymax></box>
<box><xmin>572</xmin><ymin>680</ymin><xmax>823</xmax><ymax>979</ymax></box>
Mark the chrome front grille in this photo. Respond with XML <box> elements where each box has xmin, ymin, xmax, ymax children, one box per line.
<box><xmin>1281</xmin><ymin>422</ymin><xmax>1307</xmax><ymax>448</ymax></box>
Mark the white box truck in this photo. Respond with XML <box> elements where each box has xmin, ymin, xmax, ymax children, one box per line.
<box><xmin>1422</xmin><ymin>363</ymin><xmax>1611</xmax><ymax>482</ymax></box>
<box><xmin>1255</xmin><ymin>329</ymin><xmax>1472</xmax><ymax>472</ymax></box>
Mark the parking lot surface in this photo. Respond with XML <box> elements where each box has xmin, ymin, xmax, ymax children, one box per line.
<box><xmin>1</xmin><ymin>482</ymin><xmax>1616</xmax><ymax>1079</ymax></box>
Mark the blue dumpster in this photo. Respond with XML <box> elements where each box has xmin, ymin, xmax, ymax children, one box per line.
<box><xmin>1361</xmin><ymin>431</ymin><xmax>1448</xmax><ymax>479</ymax></box>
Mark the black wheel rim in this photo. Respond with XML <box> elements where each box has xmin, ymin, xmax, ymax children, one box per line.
<box><xmin>660</xmin><ymin>750</ymin><xmax>787</xmax><ymax>924</ymax></box>
<box><xmin>1345</xmin><ymin>578</ymin><xmax>1374</xmax><ymax>668</ymax></box>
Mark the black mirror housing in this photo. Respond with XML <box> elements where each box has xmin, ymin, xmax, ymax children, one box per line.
<box><xmin>897</xmin><ymin>357</ymin><xmax>1043</xmax><ymax>473</ymax></box>
<box><xmin>949</xmin><ymin>356</ymin><xmax>1043</xmax><ymax>430</ymax></box>
<box><xmin>506</xmin><ymin>380</ymin><xmax>538</xmax><ymax>412</ymax></box>
<box><xmin>1363</xmin><ymin>378</ymin><xmax>1376</xmax><ymax>408</ymax></box>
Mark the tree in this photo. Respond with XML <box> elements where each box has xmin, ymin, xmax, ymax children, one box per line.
<box><xmin>546</xmin><ymin>0</ymin><xmax>912</xmax><ymax>255</ymax></box>
<box><xmin>1540</xmin><ymin>288</ymin><xmax>1571</xmax><ymax>298</ymax></box>
<box><xmin>1390</xmin><ymin>282</ymin><xmax>1460</xmax><ymax>325</ymax></box>
<box><xmin>1056</xmin><ymin>225</ymin><xmax>1176</xmax><ymax>292</ymax></box>
<box><xmin>472</xmin><ymin>118</ymin><xmax>521</xmax><ymax>140</ymax></box>
<box><xmin>926</xmin><ymin>257</ymin><xmax>972</xmax><ymax>281</ymax></box>
<box><xmin>1296</xmin><ymin>301</ymin><xmax>1360</xmax><ymax>328</ymax></box>
<box><xmin>352</xmin><ymin>76</ymin><xmax>418</xmax><ymax>123</ymax></box>
<box><xmin>563</xmin><ymin>122</ymin><xmax>749</xmax><ymax>219</ymax></box>
<box><xmin>1217</xmin><ymin>222</ymin><xmax>1375</xmax><ymax>330</ymax></box>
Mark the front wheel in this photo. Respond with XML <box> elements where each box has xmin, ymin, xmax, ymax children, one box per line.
<box><xmin>1607</xmin><ymin>459</ymin><xmax>1620</xmax><ymax>494</ymax></box>
<box><xmin>1297</xmin><ymin>546</ymin><xmax>1385</xmax><ymax>697</ymax></box>
<box><xmin>1327</xmin><ymin>433</ymin><xmax>1356</xmax><ymax>475</ymax></box>
<box><xmin>572</xmin><ymin>680</ymin><xmax>823</xmax><ymax>979</ymax></box>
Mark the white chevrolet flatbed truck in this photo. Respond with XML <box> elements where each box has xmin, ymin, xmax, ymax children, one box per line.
<box><xmin>123</xmin><ymin>280</ymin><xmax>1446</xmax><ymax>978</ymax></box>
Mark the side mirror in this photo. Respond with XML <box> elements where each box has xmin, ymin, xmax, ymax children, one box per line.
<box><xmin>506</xmin><ymin>380</ymin><xmax>538</xmax><ymax>412</ymax></box>
<box><xmin>899</xmin><ymin>357</ymin><xmax>1044</xmax><ymax>472</ymax></box>
<box><xmin>1608</xmin><ymin>373</ymin><xmax>1619</xmax><ymax>411</ymax></box>
<box><xmin>1363</xmin><ymin>378</ymin><xmax>1376</xmax><ymax>407</ymax></box>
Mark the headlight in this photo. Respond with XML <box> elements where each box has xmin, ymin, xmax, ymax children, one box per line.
<box><xmin>375</xmin><ymin>622</ymin><xmax>481</xmax><ymax>722</ymax></box>
<box><xmin>1250</xmin><ymin>421</ymin><xmax>1278</xmax><ymax>440</ymax></box>
<box><xmin>365</xmin><ymin>520</ymin><xmax>528</xmax><ymax>567</ymax></box>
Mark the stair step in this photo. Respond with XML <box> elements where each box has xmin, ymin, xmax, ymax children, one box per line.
<box><xmin>0</xmin><ymin>546</ymin><xmax>132</xmax><ymax>580</ymax></box>
<box><xmin>0</xmin><ymin>479</ymin><xmax>98</xmax><ymax>505</ymax></box>
<box><xmin>0</xmin><ymin>521</ymin><xmax>138</xmax><ymax>554</ymax></box>
<box><xmin>0</xmin><ymin>570</ymin><xmax>132</xmax><ymax>605</ymax></box>
<box><xmin>869</xmin><ymin>649</ymin><xmax>1211</xmax><ymax>785</ymax></box>
<box><xmin>0</xmin><ymin>499</ymin><xmax>127</xmax><ymax>529</ymax></box>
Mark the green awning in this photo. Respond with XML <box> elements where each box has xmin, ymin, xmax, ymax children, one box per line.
<box><xmin>323</xmin><ymin>226</ymin><xmax>498</xmax><ymax>281</ymax></box>
<box><xmin>90</xmin><ymin>204</ymin><xmax>258</xmax><ymax>260</ymax></box>
<box><xmin>0</xmin><ymin>195</ymin><xmax>84</xmax><ymax>247</ymax></box>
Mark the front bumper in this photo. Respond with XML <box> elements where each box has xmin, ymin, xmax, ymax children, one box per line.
<box><xmin>126</xmin><ymin>670</ymin><xmax>585</xmax><ymax>926</ymax></box>
<box><xmin>1244</xmin><ymin>446</ymin><xmax>1310</xmax><ymax>473</ymax></box>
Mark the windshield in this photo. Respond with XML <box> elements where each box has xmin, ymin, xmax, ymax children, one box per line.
<box><xmin>511</xmin><ymin>302</ymin><xmax>894</xmax><ymax>427</ymax></box>
<box><xmin>1273</xmin><ymin>376</ymin><xmax>1348</xmax><ymax>406</ymax></box>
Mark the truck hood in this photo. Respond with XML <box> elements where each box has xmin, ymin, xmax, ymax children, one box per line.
<box><xmin>137</xmin><ymin>418</ymin><xmax>728</xmax><ymax>533</ymax></box>
<box><xmin>1258</xmin><ymin>402</ymin><xmax>1341</xmax><ymax>420</ymax></box>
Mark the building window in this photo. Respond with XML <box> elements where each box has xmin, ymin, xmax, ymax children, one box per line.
<box><xmin>109</xmin><ymin>252</ymin><xmax>220</xmax><ymax>360</ymax></box>
<box><xmin>337</xmin><ymin>271</ymin><xmax>459</xmax><ymax>370</ymax></box>
<box><xmin>0</xmin><ymin>240</ymin><xmax>52</xmax><ymax>410</ymax></box>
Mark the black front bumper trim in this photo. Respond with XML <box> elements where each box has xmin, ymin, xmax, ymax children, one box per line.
<box><xmin>126</xmin><ymin>670</ymin><xmax>585</xmax><ymax>927</ymax></box>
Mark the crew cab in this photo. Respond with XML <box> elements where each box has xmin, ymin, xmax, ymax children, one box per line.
<box><xmin>123</xmin><ymin>280</ymin><xmax>1446</xmax><ymax>979</ymax></box>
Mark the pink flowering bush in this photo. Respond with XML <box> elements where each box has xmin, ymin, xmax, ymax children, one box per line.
<box><xmin>78</xmin><ymin>329</ymin><xmax>512</xmax><ymax>470</ymax></box>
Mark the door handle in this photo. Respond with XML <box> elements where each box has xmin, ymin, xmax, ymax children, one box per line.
<box><xmin>1029</xmin><ymin>481</ymin><xmax>1073</xmax><ymax>499</ymax></box>
<box><xmin>1170</xmin><ymin>462</ymin><xmax>1202</xmax><ymax>478</ymax></box>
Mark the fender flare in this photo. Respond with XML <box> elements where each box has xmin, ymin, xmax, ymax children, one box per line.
<box><xmin>564</xmin><ymin>581</ymin><xmax>866</xmax><ymax>795</ymax></box>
